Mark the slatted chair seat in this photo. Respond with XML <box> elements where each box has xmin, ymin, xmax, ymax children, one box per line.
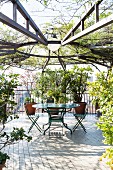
<box><xmin>43</xmin><ymin>107</ymin><xmax>72</xmax><ymax>136</ymax></box>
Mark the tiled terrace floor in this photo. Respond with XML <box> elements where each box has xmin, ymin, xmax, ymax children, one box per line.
<box><xmin>2</xmin><ymin>113</ymin><xmax>110</xmax><ymax>170</ymax></box>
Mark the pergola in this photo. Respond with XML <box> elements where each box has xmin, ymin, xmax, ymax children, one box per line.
<box><xmin>0</xmin><ymin>0</ymin><xmax>113</xmax><ymax>71</ymax></box>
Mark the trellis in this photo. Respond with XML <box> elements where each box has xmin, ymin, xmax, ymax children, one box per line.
<box><xmin>0</xmin><ymin>0</ymin><xmax>113</xmax><ymax>70</ymax></box>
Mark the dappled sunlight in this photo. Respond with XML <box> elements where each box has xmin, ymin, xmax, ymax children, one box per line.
<box><xmin>2</xmin><ymin>113</ymin><xmax>110</xmax><ymax>170</ymax></box>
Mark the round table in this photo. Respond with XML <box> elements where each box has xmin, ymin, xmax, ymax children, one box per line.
<box><xmin>32</xmin><ymin>103</ymin><xmax>80</xmax><ymax>135</ymax></box>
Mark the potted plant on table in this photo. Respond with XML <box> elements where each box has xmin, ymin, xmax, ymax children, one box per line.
<box><xmin>0</xmin><ymin>68</ymin><xmax>32</xmax><ymax>169</ymax></box>
<box><xmin>47</xmin><ymin>88</ymin><xmax>66</xmax><ymax>104</ymax></box>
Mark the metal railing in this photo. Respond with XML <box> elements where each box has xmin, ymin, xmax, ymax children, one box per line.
<box><xmin>13</xmin><ymin>89</ymin><xmax>96</xmax><ymax>114</ymax></box>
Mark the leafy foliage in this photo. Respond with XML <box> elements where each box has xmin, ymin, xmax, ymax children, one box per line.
<box><xmin>0</xmin><ymin>71</ymin><xmax>19</xmax><ymax>124</ymax></box>
<box><xmin>34</xmin><ymin>66</ymin><xmax>92</xmax><ymax>103</ymax></box>
<box><xmin>63</xmin><ymin>65</ymin><xmax>93</xmax><ymax>102</ymax></box>
<box><xmin>88</xmin><ymin>68</ymin><xmax>113</xmax><ymax>169</ymax></box>
<box><xmin>0</xmin><ymin>152</ymin><xmax>9</xmax><ymax>164</ymax></box>
<box><xmin>34</xmin><ymin>68</ymin><xmax>68</xmax><ymax>103</ymax></box>
<box><xmin>0</xmin><ymin>67</ymin><xmax>32</xmax><ymax>164</ymax></box>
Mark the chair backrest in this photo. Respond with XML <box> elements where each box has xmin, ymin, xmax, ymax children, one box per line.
<box><xmin>46</xmin><ymin>97</ymin><xmax>54</xmax><ymax>103</ymax></box>
<box><xmin>47</xmin><ymin>107</ymin><xmax>65</xmax><ymax>117</ymax></box>
<box><xmin>47</xmin><ymin>107</ymin><xmax>60</xmax><ymax>116</ymax></box>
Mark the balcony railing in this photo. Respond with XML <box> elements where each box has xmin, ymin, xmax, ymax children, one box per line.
<box><xmin>11</xmin><ymin>88</ymin><xmax>97</xmax><ymax>114</ymax></box>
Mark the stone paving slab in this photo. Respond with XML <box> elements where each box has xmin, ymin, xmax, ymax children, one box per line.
<box><xmin>2</xmin><ymin>113</ymin><xmax>110</xmax><ymax>170</ymax></box>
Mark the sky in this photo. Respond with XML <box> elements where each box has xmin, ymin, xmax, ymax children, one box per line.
<box><xmin>0</xmin><ymin>0</ymin><xmax>84</xmax><ymax>30</ymax></box>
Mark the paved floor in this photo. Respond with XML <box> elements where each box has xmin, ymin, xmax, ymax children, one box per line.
<box><xmin>2</xmin><ymin>113</ymin><xmax>110</xmax><ymax>170</ymax></box>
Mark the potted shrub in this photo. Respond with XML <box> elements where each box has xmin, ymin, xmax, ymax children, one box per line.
<box><xmin>88</xmin><ymin>69</ymin><xmax>113</xmax><ymax>170</ymax></box>
<box><xmin>24</xmin><ymin>97</ymin><xmax>36</xmax><ymax>115</ymax></box>
<box><xmin>0</xmin><ymin>152</ymin><xmax>9</xmax><ymax>169</ymax></box>
<box><xmin>19</xmin><ymin>70</ymin><xmax>37</xmax><ymax>115</ymax></box>
<box><xmin>63</xmin><ymin>65</ymin><xmax>93</xmax><ymax>113</ymax></box>
<box><xmin>34</xmin><ymin>68</ymin><xmax>69</xmax><ymax>104</ymax></box>
<box><xmin>34</xmin><ymin>66</ymin><xmax>92</xmax><ymax>107</ymax></box>
<box><xmin>0</xmin><ymin>68</ymin><xmax>32</xmax><ymax>169</ymax></box>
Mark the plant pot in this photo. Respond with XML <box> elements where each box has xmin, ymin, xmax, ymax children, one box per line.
<box><xmin>0</xmin><ymin>161</ymin><xmax>6</xmax><ymax>170</ymax></box>
<box><xmin>95</xmin><ymin>102</ymin><xmax>102</xmax><ymax>117</ymax></box>
<box><xmin>24</xmin><ymin>102</ymin><xmax>36</xmax><ymax>115</ymax></box>
<box><xmin>74</xmin><ymin>102</ymin><xmax>87</xmax><ymax>114</ymax></box>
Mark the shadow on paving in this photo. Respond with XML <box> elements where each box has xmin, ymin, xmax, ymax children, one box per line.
<box><xmin>3</xmin><ymin>114</ymin><xmax>110</xmax><ymax>170</ymax></box>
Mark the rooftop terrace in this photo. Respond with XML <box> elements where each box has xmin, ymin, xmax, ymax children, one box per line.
<box><xmin>2</xmin><ymin>113</ymin><xmax>110</xmax><ymax>170</ymax></box>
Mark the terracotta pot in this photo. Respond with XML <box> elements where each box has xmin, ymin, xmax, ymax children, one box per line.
<box><xmin>24</xmin><ymin>102</ymin><xmax>36</xmax><ymax>115</ymax></box>
<box><xmin>74</xmin><ymin>102</ymin><xmax>87</xmax><ymax>114</ymax></box>
<box><xmin>0</xmin><ymin>161</ymin><xmax>6</xmax><ymax>170</ymax></box>
<box><xmin>95</xmin><ymin>102</ymin><xmax>102</xmax><ymax>117</ymax></box>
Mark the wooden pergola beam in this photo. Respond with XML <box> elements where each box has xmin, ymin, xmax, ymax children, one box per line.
<box><xmin>11</xmin><ymin>0</ymin><xmax>47</xmax><ymax>42</ymax></box>
<box><xmin>0</xmin><ymin>46</ymin><xmax>15</xmax><ymax>49</ymax></box>
<box><xmin>62</xmin><ymin>0</ymin><xmax>103</xmax><ymax>43</ymax></box>
<box><xmin>82</xmin><ymin>58</ymin><xmax>111</xmax><ymax>68</ymax></box>
<box><xmin>91</xmin><ymin>49</ymin><xmax>113</xmax><ymax>58</ymax></box>
<box><xmin>68</xmin><ymin>55</ymin><xmax>111</xmax><ymax>68</ymax></box>
<box><xmin>0</xmin><ymin>50</ymin><xmax>15</xmax><ymax>56</ymax></box>
<box><xmin>0</xmin><ymin>12</ymin><xmax>47</xmax><ymax>45</ymax></box>
<box><xmin>0</xmin><ymin>0</ymin><xmax>48</xmax><ymax>45</ymax></box>
<box><xmin>62</xmin><ymin>14</ymin><xmax>113</xmax><ymax>45</ymax></box>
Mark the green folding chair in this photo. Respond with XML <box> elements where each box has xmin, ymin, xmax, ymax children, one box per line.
<box><xmin>43</xmin><ymin>107</ymin><xmax>72</xmax><ymax>135</ymax></box>
<box><xmin>26</xmin><ymin>109</ymin><xmax>42</xmax><ymax>133</ymax></box>
<box><xmin>73</xmin><ymin>112</ymin><xmax>87</xmax><ymax>132</ymax></box>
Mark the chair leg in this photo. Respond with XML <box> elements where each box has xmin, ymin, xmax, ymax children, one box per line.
<box><xmin>43</xmin><ymin>122</ymin><xmax>51</xmax><ymax>135</ymax></box>
<box><xmin>48</xmin><ymin>123</ymin><xmax>63</xmax><ymax>137</ymax></box>
<box><xmin>73</xmin><ymin>116</ymin><xmax>86</xmax><ymax>132</ymax></box>
<box><xmin>42</xmin><ymin>122</ymin><xmax>49</xmax><ymax>129</ymax></box>
<box><xmin>28</xmin><ymin>115</ymin><xmax>42</xmax><ymax>133</ymax></box>
<box><xmin>62</xmin><ymin>121</ymin><xmax>72</xmax><ymax>134</ymax></box>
